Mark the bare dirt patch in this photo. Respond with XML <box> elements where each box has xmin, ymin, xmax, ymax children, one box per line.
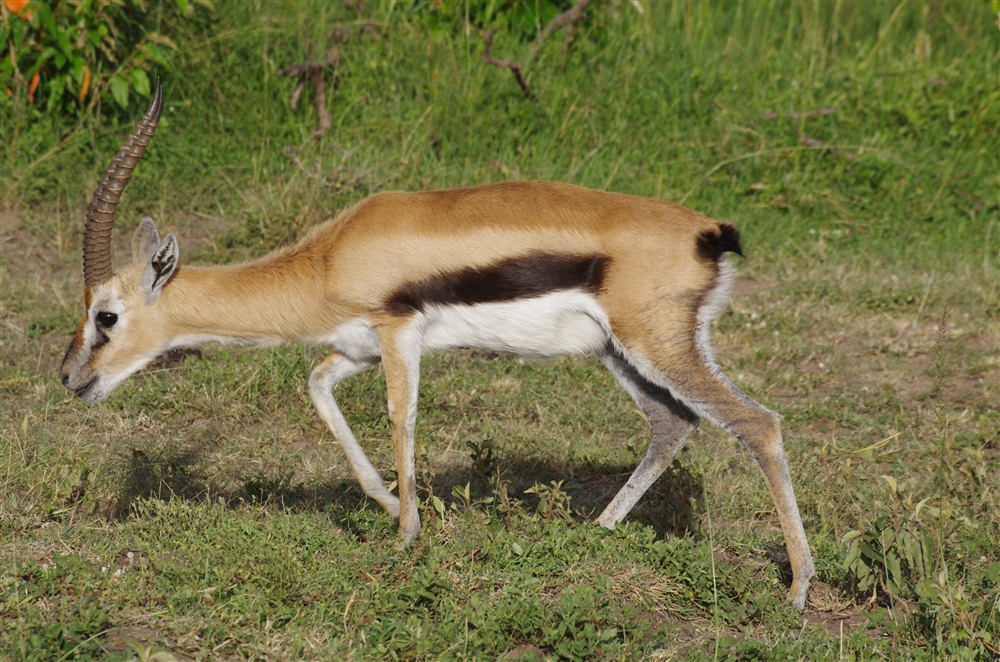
<box><xmin>103</xmin><ymin>625</ymin><xmax>197</xmax><ymax>662</ymax></box>
<box><xmin>805</xmin><ymin>581</ymin><xmax>867</xmax><ymax>637</ymax></box>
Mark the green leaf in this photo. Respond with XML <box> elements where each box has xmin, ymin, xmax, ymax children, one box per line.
<box><xmin>844</xmin><ymin>551</ymin><xmax>857</xmax><ymax>571</ymax></box>
<box><xmin>175</xmin><ymin>0</ymin><xmax>190</xmax><ymax>15</ymax></box>
<box><xmin>915</xmin><ymin>578</ymin><xmax>941</xmax><ymax>601</ymax></box>
<box><xmin>885</xmin><ymin>552</ymin><xmax>901</xmax><ymax>591</ymax></box>
<box><xmin>34</xmin><ymin>2</ymin><xmax>59</xmax><ymax>39</ymax></box>
<box><xmin>28</xmin><ymin>48</ymin><xmax>57</xmax><ymax>77</ymax></box>
<box><xmin>841</xmin><ymin>530</ymin><xmax>863</xmax><ymax>543</ymax></box>
<box><xmin>130</xmin><ymin>68</ymin><xmax>151</xmax><ymax>99</ymax></box>
<box><xmin>71</xmin><ymin>58</ymin><xmax>86</xmax><ymax>84</ymax></box>
<box><xmin>56</xmin><ymin>27</ymin><xmax>74</xmax><ymax>60</ymax></box>
<box><xmin>143</xmin><ymin>43</ymin><xmax>169</xmax><ymax>67</ymax></box>
<box><xmin>921</xmin><ymin>533</ymin><xmax>936</xmax><ymax>577</ymax></box>
<box><xmin>46</xmin><ymin>75</ymin><xmax>66</xmax><ymax>113</ymax></box>
<box><xmin>110</xmin><ymin>74</ymin><xmax>129</xmax><ymax>109</ymax></box>
<box><xmin>1</xmin><ymin>13</ymin><xmax>25</xmax><ymax>48</ymax></box>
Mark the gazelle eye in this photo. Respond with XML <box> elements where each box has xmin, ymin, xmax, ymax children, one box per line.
<box><xmin>97</xmin><ymin>312</ymin><xmax>118</xmax><ymax>328</ymax></box>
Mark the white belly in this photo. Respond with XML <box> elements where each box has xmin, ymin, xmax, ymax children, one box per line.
<box><xmin>322</xmin><ymin>290</ymin><xmax>610</xmax><ymax>360</ymax></box>
<box><xmin>421</xmin><ymin>290</ymin><xmax>610</xmax><ymax>358</ymax></box>
<box><xmin>324</xmin><ymin>317</ymin><xmax>381</xmax><ymax>360</ymax></box>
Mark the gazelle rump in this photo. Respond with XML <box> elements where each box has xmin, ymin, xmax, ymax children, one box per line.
<box><xmin>60</xmin><ymin>82</ymin><xmax>815</xmax><ymax>610</ymax></box>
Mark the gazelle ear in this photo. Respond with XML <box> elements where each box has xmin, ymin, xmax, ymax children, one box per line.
<box><xmin>132</xmin><ymin>215</ymin><xmax>161</xmax><ymax>262</ymax></box>
<box><xmin>142</xmin><ymin>234</ymin><xmax>179</xmax><ymax>302</ymax></box>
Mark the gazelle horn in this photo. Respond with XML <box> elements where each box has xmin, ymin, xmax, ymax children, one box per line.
<box><xmin>83</xmin><ymin>78</ymin><xmax>164</xmax><ymax>288</ymax></box>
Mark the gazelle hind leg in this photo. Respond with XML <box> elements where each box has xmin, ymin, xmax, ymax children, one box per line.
<box><xmin>309</xmin><ymin>353</ymin><xmax>400</xmax><ymax>518</ymax></box>
<box><xmin>596</xmin><ymin>352</ymin><xmax>699</xmax><ymax>528</ymax></box>
<box><xmin>647</xmin><ymin>350</ymin><xmax>815</xmax><ymax>610</ymax></box>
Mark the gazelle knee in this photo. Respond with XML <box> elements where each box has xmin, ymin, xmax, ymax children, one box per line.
<box><xmin>308</xmin><ymin>368</ymin><xmax>331</xmax><ymax>402</ymax></box>
<box><xmin>645</xmin><ymin>414</ymin><xmax>696</xmax><ymax>465</ymax></box>
<box><xmin>730</xmin><ymin>408</ymin><xmax>783</xmax><ymax>455</ymax></box>
<box><xmin>648</xmin><ymin>411</ymin><xmax>698</xmax><ymax>440</ymax></box>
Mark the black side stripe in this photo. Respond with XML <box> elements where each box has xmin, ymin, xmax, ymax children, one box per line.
<box><xmin>385</xmin><ymin>252</ymin><xmax>611</xmax><ymax>315</ymax></box>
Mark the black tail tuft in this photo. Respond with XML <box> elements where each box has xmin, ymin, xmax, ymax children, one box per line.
<box><xmin>697</xmin><ymin>222</ymin><xmax>743</xmax><ymax>261</ymax></box>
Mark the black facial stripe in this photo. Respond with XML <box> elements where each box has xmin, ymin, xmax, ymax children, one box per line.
<box><xmin>93</xmin><ymin>330</ymin><xmax>110</xmax><ymax>350</ymax></box>
<box><xmin>385</xmin><ymin>252</ymin><xmax>611</xmax><ymax>315</ymax></box>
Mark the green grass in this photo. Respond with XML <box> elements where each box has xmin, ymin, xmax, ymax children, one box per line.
<box><xmin>2</xmin><ymin>0</ymin><xmax>998</xmax><ymax>659</ymax></box>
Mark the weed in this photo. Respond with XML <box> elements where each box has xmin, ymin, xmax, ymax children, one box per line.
<box><xmin>525</xmin><ymin>479</ymin><xmax>573</xmax><ymax>522</ymax></box>
<box><xmin>3</xmin><ymin>556</ymin><xmax>117</xmax><ymax>661</ymax></box>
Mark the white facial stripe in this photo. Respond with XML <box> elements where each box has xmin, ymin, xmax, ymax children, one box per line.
<box><xmin>87</xmin><ymin>295</ymin><xmax>126</xmax><ymax>338</ymax></box>
<box><xmin>79</xmin><ymin>312</ymin><xmax>102</xmax><ymax>348</ymax></box>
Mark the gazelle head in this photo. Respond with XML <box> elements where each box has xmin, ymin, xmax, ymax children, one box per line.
<box><xmin>60</xmin><ymin>80</ymin><xmax>180</xmax><ymax>402</ymax></box>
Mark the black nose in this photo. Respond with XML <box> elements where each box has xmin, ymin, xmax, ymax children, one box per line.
<box><xmin>61</xmin><ymin>373</ymin><xmax>70</xmax><ymax>388</ymax></box>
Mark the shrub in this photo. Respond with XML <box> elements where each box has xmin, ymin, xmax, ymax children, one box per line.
<box><xmin>1</xmin><ymin>0</ymin><xmax>211</xmax><ymax>116</ymax></box>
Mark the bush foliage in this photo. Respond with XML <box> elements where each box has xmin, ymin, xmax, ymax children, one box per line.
<box><xmin>1</xmin><ymin>0</ymin><xmax>211</xmax><ymax>116</ymax></box>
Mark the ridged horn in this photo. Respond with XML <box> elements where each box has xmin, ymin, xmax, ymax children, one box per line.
<box><xmin>83</xmin><ymin>78</ymin><xmax>164</xmax><ymax>288</ymax></box>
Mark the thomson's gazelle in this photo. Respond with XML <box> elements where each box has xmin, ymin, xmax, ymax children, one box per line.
<box><xmin>61</xmin><ymin>81</ymin><xmax>815</xmax><ymax>609</ymax></box>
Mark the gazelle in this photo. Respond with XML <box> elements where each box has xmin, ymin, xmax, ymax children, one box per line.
<box><xmin>61</xmin><ymin>82</ymin><xmax>815</xmax><ymax>609</ymax></box>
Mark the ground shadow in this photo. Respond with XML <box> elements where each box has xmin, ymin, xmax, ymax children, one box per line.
<box><xmin>112</xmin><ymin>440</ymin><xmax>706</xmax><ymax>542</ymax></box>
<box><xmin>113</xmin><ymin>444</ymin><xmax>371</xmax><ymax>522</ymax></box>
<box><xmin>109</xmin><ymin>439</ymin><xmax>822</xmax><ymax>603</ymax></box>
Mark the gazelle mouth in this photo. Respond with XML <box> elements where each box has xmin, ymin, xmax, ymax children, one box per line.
<box><xmin>74</xmin><ymin>377</ymin><xmax>98</xmax><ymax>398</ymax></box>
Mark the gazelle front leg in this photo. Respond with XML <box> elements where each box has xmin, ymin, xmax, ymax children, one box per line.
<box><xmin>309</xmin><ymin>352</ymin><xmax>400</xmax><ymax>518</ymax></box>
<box><xmin>376</xmin><ymin>320</ymin><xmax>424</xmax><ymax>545</ymax></box>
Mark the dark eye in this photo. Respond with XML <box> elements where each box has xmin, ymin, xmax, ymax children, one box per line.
<box><xmin>97</xmin><ymin>312</ymin><xmax>118</xmax><ymax>328</ymax></box>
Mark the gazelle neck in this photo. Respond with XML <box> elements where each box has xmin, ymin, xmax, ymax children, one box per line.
<box><xmin>159</xmin><ymin>247</ymin><xmax>342</xmax><ymax>347</ymax></box>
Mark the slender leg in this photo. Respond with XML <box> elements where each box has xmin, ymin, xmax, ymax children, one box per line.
<box><xmin>596</xmin><ymin>352</ymin><xmax>699</xmax><ymax>528</ymax></box>
<box><xmin>308</xmin><ymin>352</ymin><xmax>400</xmax><ymax>518</ymax></box>
<box><xmin>375</xmin><ymin>322</ymin><xmax>424</xmax><ymax>545</ymax></box>
<box><xmin>649</xmin><ymin>350</ymin><xmax>816</xmax><ymax>610</ymax></box>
